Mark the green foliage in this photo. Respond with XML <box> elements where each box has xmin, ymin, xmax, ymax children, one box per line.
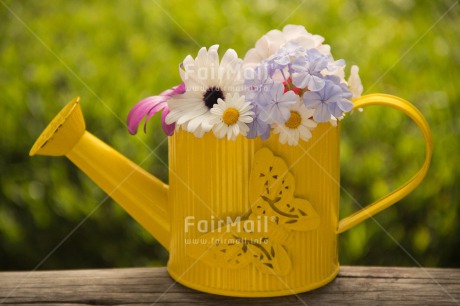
<box><xmin>1</xmin><ymin>0</ymin><xmax>459</xmax><ymax>270</ymax></box>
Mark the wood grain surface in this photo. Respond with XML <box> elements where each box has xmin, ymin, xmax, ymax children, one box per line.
<box><xmin>0</xmin><ymin>266</ymin><xmax>459</xmax><ymax>305</ymax></box>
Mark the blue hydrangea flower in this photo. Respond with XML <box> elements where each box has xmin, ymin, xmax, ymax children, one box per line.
<box><xmin>246</xmin><ymin>103</ymin><xmax>271</xmax><ymax>140</ymax></box>
<box><xmin>272</xmin><ymin>41</ymin><xmax>304</xmax><ymax>67</ymax></box>
<box><xmin>259</xmin><ymin>82</ymin><xmax>298</xmax><ymax>123</ymax></box>
<box><xmin>244</xmin><ymin>63</ymin><xmax>274</xmax><ymax>106</ymax></box>
<box><xmin>327</xmin><ymin>58</ymin><xmax>346</xmax><ymax>72</ymax></box>
<box><xmin>291</xmin><ymin>49</ymin><xmax>329</xmax><ymax>91</ymax></box>
<box><xmin>257</xmin><ymin>42</ymin><xmax>305</xmax><ymax>83</ymax></box>
<box><xmin>302</xmin><ymin>75</ymin><xmax>353</xmax><ymax>122</ymax></box>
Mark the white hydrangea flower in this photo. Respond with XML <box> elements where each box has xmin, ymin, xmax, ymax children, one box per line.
<box><xmin>243</xmin><ymin>25</ymin><xmax>331</xmax><ymax>72</ymax></box>
<box><xmin>348</xmin><ymin>65</ymin><xmax>363</xmax><ymax>99</ymax></box>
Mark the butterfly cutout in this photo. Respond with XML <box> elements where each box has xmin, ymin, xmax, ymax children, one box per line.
<box><xmin>187</xmin><ymin>147</ymin><xmax>320</xmax><ymax>276</ymax></box>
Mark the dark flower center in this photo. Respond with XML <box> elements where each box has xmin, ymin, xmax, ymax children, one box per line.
<box><xmin>203</xmin><ymin>87</ymin><xmax>225</xmax><ymax>109</ymax></box>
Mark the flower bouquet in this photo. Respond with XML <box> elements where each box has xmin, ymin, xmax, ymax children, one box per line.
<box><xmin>127</xmin><ymin>25</ymin><xmax>363</xmax><ymax>146</ymax></box>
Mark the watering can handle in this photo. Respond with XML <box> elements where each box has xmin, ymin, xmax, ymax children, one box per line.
<box><xmin>337</xmin><ymin>94</ymin><xmax>433</xmax><ymax>234</ymax></box>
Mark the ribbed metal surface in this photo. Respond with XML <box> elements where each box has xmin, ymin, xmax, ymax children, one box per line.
<box><xmin>167</xmin><ymin>123</ymin><xmax>340</xmax><ymax>297</ymax></box>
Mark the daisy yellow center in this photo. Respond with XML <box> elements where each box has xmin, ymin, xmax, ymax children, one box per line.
<box><xmin>222</xmin><ymin>108</ymin><xmax>240</xmax><ymax>125</ymax></box>
<box><xmin>285</xmin><ymin>111</ymin><xmax>302</xmax><ymax>129</ymax></box>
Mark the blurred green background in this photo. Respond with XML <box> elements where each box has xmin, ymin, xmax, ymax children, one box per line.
<box><xmin>1</xmin><ymin>0</ymin><xmax>459</xmax><ymax>271</ymax></box>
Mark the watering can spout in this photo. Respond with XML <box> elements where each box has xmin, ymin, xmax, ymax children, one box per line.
<box><xmin>30</xmin><ymin>97</ymin><xmax>170</xmax><ymax>250</ymax></box>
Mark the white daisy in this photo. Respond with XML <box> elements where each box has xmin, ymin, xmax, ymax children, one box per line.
<box><xmin>209</xmin><ymin>93</ymin><xmax>254</xmax><ymax>141</ymax></box>
<box><xmin>273</xmin><ymin>102</ymin><xmax>317</xmax><ymax>146</ymax></box>
<box><xmin>165</xmin><ymin>45</ymin><xmax>244</xmax><ymax>137</ymax></box>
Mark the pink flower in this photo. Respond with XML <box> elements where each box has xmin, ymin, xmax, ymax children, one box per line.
<box><xmin>127</xmin><ymin>83</ymin><xmax>185</xmax><ymax>136</ymax></box>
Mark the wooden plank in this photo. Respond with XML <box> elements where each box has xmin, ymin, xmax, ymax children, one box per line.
<box><xmin>0</xmin><ymin>266</ymin><xmax>458</xmax><ymax>305</ymax></box>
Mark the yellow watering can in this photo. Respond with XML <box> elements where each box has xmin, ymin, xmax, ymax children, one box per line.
<box><xmin>30</xmin><ymin>94</ymin><xmax>432</xmax><ymax>297</ymax></box>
